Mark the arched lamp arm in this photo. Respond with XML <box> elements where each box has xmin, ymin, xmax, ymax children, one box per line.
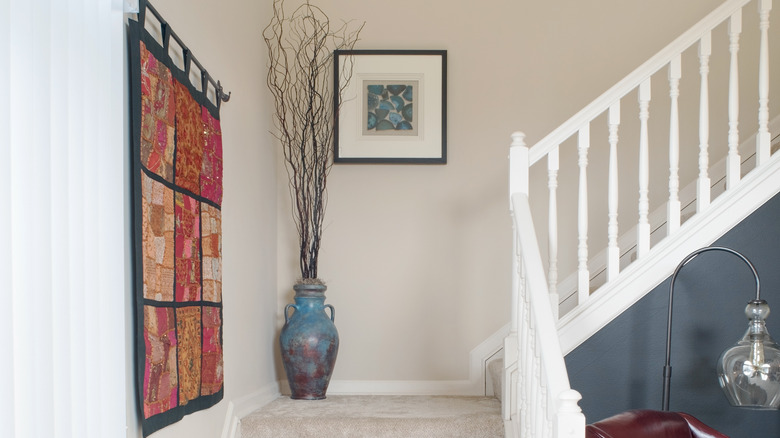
<box><xmin>662</xmin><ymin>246</ymin><xmax>760</xmax><ymax>411</ymax></box>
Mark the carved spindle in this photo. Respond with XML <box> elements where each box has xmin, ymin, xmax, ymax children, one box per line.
<box><xmin>727</xmin><ymin>9</ymin><xmax>742</xmax><ymax>189</ymax></box>
<box><xmin>533</xmin><ymin>345</ymin><xmax>541</xmax><ymax>435</ymax></box>
<box><xmin>607</xmin><ymin>102</ymin><xmax>620</xmax><ymax>281</ymax></box>
<box><xmin>531</xmin><ymin>358</ymin><xmax>537</xmax><ymax>436</ymax></box>
<box><xmin>698</xmin><ymin>32</ymin><xmax>712</xmax><ymax>212</ymax></box>
<box><xmin>511</xmin><ymin>221</ymin><xmax>520</xmax><ymax>334</ymax></box>
<box><xmin>524</xmin><ymin>318</ymin><xmax>533</xmax><ymax>437</ymax></box>
<box><xmin>540</xmin><ymin>368</ymin><xmax>550</xmax><ymax>436</ymax></box>
<box><xmin>524</xmin><ymin>282</ymin><xmax>533</xmax><ymax>435</ymax></box>
<box><xmin>668</xmin><ymin>55</ymin><xmax>682</xmax><ymax>234</ymax></box>
<box><xmin>548</xmin><ymin>147</ymin><xmax>559</xmax><ymax>318</ymax></box>
<box><xmin>519</xmin><ymin>285</ymin><xmax>529</xmax><ymax>433</ymax></box>
<box><xmin>756</xmin><ymin>0</ymin><xmax>772</xmax><ymax>165</ymax></box>
<box><xmin>535</xmin><ymin>363</ymin><xmax>544</xmax><ymax>436</ymax></box>
<box><xmin>637</xmin><ymin>79</ymin><xmax>652</xmax><ymax>257</ymax></box>
<box><xmin>577</xmin><ymin>125</ymin><xmax>590</xmax><ymax>305</ymax></box>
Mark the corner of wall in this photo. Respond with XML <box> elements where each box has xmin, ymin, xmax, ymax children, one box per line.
<box><xmin>222</xmin><ymin>382</ymin><xmax>281</xmax><ymax>438</ymax></box>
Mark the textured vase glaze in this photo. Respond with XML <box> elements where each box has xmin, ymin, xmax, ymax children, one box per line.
<box><xmin>280</xmin><ymin>283</ymin><xmax>339</xmax><ymax>400</ymax></box>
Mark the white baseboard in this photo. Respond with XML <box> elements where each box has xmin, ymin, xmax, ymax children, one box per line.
<box><xmin>277</xmin><ymin>323</ymin><xmax>510</xmax><ymax>397</ymax></box>
<box><xmin>221</xmin><ymin>381</ymin><xmax>281</xmax><ymax>438</ymax></box>
<box><xmin>278</xmin><ymin>375</ymin><xmax>483</xmax><ymax>396</ymax></box>
<box><xmin>327</xmin><ymin>379</ymin><xmax>485</xmax><ymax>395</ymax></box>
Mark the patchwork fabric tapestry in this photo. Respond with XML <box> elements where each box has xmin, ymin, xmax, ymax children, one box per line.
<box><xmin>129</xmin><ymin>8</ymin><xmax>224</xmax><ymax>436</ymax></box>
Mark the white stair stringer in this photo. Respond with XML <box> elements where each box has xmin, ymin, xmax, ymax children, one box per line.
<box><xmin>557</xmin><ymin>150</ymin><xmax>780</xmax><ymax>356</ymax></box>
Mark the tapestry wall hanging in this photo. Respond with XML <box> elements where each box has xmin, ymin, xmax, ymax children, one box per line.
<box><xmin>130</xmin><ymin>2</ymin><xmax>229</xmax><ymax>435</ymax></box>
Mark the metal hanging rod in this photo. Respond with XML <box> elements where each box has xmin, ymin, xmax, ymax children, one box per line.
<box><xmin>140</xmin><ymin>0</ymin><xmax>231</xmax><ymax>106</ymax></box>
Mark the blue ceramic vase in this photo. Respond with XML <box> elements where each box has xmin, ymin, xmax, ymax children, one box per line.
<box><xmin>280</xmin><ymin>283</ymin><xmax>339</xmax><ymax>399</ymax></box>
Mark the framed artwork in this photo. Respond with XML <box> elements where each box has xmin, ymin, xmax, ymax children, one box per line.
<box><xmin>334</xmin><ymin>50</ymin><xmax>447</xmax><ymax>164</ymax></box>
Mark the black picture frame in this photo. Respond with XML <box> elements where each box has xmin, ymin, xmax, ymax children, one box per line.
<box><xmin>333</xmin><ymin>50</ymin><xmax>447</xmax><ymax>164</ymax></box>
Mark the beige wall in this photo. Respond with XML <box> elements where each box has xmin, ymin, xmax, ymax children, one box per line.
<box><xmin>277</xmin><ymin>0</ymin><xmax>725</xmax><ymax>383</ymax></box>
<box><xmin>116</xmin><ymin>0</ymin><xmax>777</xmax><ymax>432</ymax></box>
<box><xmin>121</xmin><ymin>0</ymin><xmax>735</xmax><ymax>434</ymax></box>
<box><xmin>126</xmin><ymin>0</ymin><xmax>278</xmax><ymax>436</ymax></box>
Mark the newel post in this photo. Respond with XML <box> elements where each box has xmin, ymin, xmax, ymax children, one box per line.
<box><xmin>505</xmin><ymin>132</ymin><xmax>529</xmax><ymax>423</ymax></box>
<box><xmin>510</xmin><ymin>132</ymin><xmax>530</xmax><ymax>201</ymax></box>
<box><xmin>555</xmin><ymin>389</ymin><xmax>586</xmax><ymax>438</ymax></box>
<box><xmin>509</xmin><ymin>131</ymin><xmax>529</xmax><ymax>335</ymax></box>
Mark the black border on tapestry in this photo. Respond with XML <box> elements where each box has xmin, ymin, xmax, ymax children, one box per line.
<box><xmin>137</xmin><ymin>0</ymin><xmax>221</xmax><ymax>119</ymax></box>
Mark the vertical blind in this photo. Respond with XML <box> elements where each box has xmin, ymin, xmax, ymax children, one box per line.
<box><xmin>2</xmin><ymin>0</ymin><xmax>128</xmax><ymax>437</ymax></box>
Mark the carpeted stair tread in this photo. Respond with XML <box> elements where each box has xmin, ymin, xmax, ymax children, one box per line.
<box><xmin>241</xmin><ymin>395</ymin><xmax>503</xmax><ymax>438</ymax></box>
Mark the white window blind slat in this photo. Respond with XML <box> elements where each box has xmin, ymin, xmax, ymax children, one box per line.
<box><xmin>0</xmin><ymin>0</ymin><xmax>14</xmax><ymax>434</ymax></box>
<box><xmin>5</xmin><ymin>1</ymin><xmax>128</xmax><ymax>437</ymax></box>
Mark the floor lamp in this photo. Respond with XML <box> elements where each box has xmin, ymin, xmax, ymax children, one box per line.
<box><xmin>662</xmin><ymin>246</ymin><xmax>780</xmax><ymax>411</ymax></box>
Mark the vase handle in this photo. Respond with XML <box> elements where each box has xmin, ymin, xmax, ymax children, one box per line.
<box><xmin>284</xmin><ymin>304</ymin><xmax>297</xmax><ymax>324</ymax></box>
<box><xmin>324</xmin><ymin>304</ymin><xmax>335</xmax><ymax>322</ymax></box>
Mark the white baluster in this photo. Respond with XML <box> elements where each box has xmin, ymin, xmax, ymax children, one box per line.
<box><xmin>698</xmin><ymin>32</ymin><xmax>712</xmax><ymax>212</ymax></box>
<box><xmin>756</xmin><ymin>0</ymin><xmax>772</xmax><ymax>165</ymax></box>
<box><xmin>516</xmin><ymin>237</ymin><xmax>527</xmax><ymax>426</ymax></box>
<box><xmin>531</xmin><ymin>357</ymin><xmax>537</xmax><ymax>437</ymax></box>
<box><xmin>544</xmin><ymin>396</ymin><xmax>551</xmax><ymax>437</ymax></box>
<box><xmin>522</xmin><ymin>285</ymin><xmax>531</xmax><ymax>437</ymax></box>
<box><xmin>524</xmin><ymin>316</ymin><xmax>533</xmax><ymax>437</ymax></box>
<box><xmin>535</xmin><ymin>359</ymin><xmax>544</xmax><ymax>436</ymax></box>
<box><xmin>517</xmin><ymin>317</ymin><xmax>525</xmax><ymax>430</ymax></box>
<box><xmin>511</xmin><ymin>220</ymin><xmax>520</xmax><ymax>336</ymax></box>
<box><xmin>577</xmin><ymin>125</ymin><xmax>590</xmax><ymax>305</ymax></box>
<box><xmin>668</xmin><ymin>55</ymin><xmax>682</xmax><ymax>234</ymax></box>
<box><xmin>544</xmin><ymin>382</ymin><xmax>552</xmax><ymax>436</ymax></box>
<box><xmin>526</xmin><ymin>330</ymin><xmax>536</xmax><ymax>437</ymax></box>
<box><xmin>533</xmin><ymin>338</ymin><xmax>541</xmax><ymax>436</ymax></box>
<box><xmin>548</xmin><ymin>147</ymin><xmax>559</xmax><ymax>318</ymax></box>
<box><xmin>505</xmin><ymin>216</ymin><xmax>521</xmax><ymax>422</ymax></box>
<box><xmin>637</xmin><ymin>79</ymin><xmax>652</xmax><ymax>257</ymax></box>
<box><xmin>607</xmin><ymin>102</ymin><xmax>620</xmax><ymax>281</ymax></box>
<box><xmin>727</xmin><ymin>10</ymin><xmax>742</xmax><ymax>189</ymax></box>
<box><xmin>509</xmin><ymin>368</ymin><xmax>518</xmax><ymax>426</ymax></box>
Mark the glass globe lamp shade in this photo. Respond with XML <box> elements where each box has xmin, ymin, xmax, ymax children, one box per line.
<box><xmin>717</xmin><ymin>299</ymin><xmax>780</xmax><ymax>409</ymax></box>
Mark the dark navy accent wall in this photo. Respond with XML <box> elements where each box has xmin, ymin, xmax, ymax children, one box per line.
<box><xmin>565</xmin><ymin>191</ymin><xmax>780</xmax><ymax>436</ymax></box>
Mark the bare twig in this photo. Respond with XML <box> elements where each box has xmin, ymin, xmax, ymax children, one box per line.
<box><xmin>264</xmin><ymin>0</ymin><xmax>363</xmax><ymax>280</ymax></box>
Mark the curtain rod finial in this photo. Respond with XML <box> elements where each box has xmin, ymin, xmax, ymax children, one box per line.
<box><xmin>217</xmin><ymin>81</ymin><xmax>231</xmax><ymax>103</ymax></box>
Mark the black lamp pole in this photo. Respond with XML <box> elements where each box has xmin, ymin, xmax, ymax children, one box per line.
<box><xmin>662</xmin><ymin>246</ymin><xmax>761</xmax><ymax>411</ymax></box>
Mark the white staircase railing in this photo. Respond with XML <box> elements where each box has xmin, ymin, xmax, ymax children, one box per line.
<box><xmin>505</xmin><ymin>0</ymin><xmax>776</xmax><ymax>436</ymax></box>
<box><xmin>504</xmin><ymin>192</ymin><xmax>585</xmax><ymax>438</ymax></box>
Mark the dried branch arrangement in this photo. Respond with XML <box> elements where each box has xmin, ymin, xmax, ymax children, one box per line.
<box><xmin>263</xmin><ymin>0</ymin><xmax>363</xmax><ymax>281</ymax></box>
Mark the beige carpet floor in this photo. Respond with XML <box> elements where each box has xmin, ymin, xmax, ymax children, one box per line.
<box><xmin>241</xmin><ymin>395</ymin><xmax>504</xmax><ymax>438</ymax></box>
